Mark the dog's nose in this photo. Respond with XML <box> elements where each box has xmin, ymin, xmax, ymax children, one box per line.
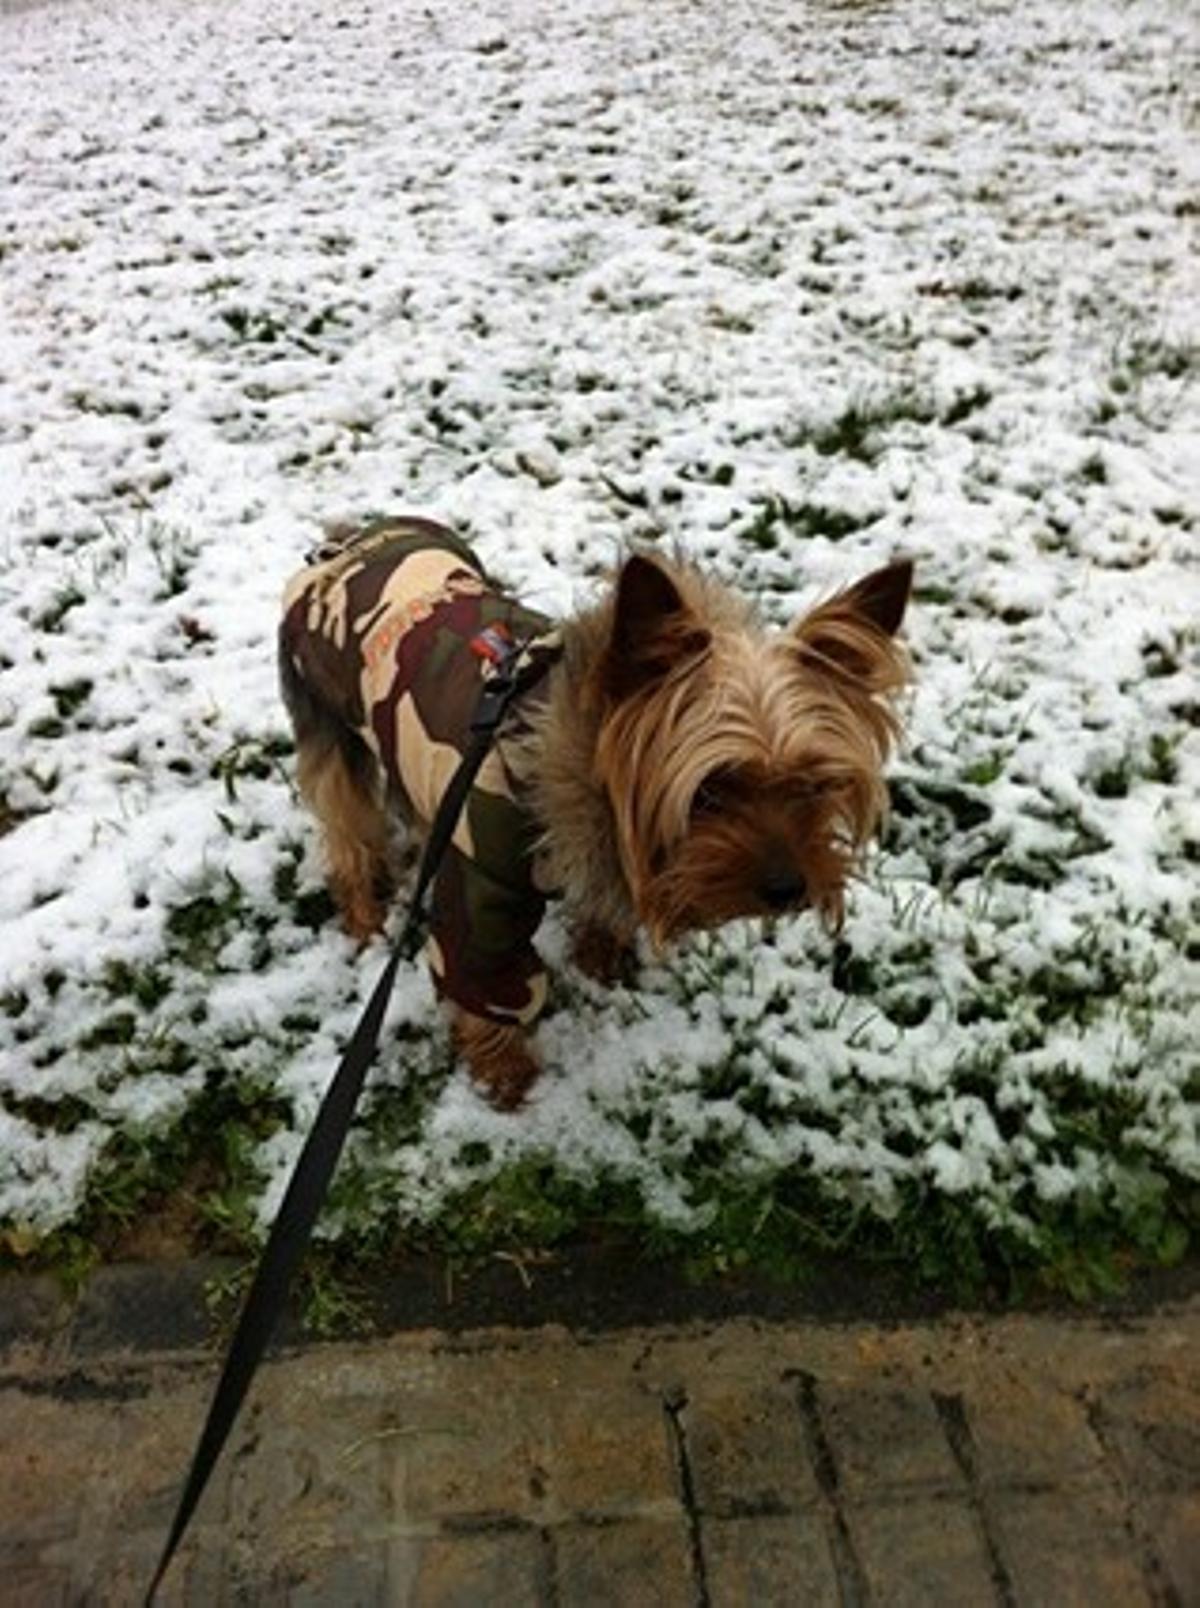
<box><xmin>759</xmin><ymin>870</ymin><xmax>806</xmax><ymax>911</ymax></box>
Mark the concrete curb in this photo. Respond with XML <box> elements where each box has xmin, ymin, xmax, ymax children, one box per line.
<box><xmin>5</xmin><ymin>1250</ymin><xmax>1200</xmax><ymax>1366</ymax></box>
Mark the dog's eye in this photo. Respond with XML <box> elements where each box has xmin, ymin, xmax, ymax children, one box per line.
<box><xmin>691</xmin><ymin>768</ymin><xmax>739</xmax><ymax>819</ymax></box>
<box><xmin>691</xmin><ymin>783</ymin><xmax>724</xmax><ymax>817</ymax></box>
<box><xmin>793</xmin><ymin>777</ymin><xmax>834</xmax><ymax>802</ymax></box>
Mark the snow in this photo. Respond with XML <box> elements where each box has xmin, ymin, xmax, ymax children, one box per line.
<box><xmin>1</xmin><ymin>0</ymin><xmax>1197</xmax><ymax>1253</ymax></box>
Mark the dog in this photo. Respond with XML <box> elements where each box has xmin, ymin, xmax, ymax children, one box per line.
<box><xmin>279</xmin><ymin>516</ymin><xmax>912</xmax><ymax>1109</ymax></box>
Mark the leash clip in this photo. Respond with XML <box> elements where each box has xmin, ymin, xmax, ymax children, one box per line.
<box><xmin>470</xmin><ymin>627</ymin><xmax>534</xmax><ymax>735</ymax></box>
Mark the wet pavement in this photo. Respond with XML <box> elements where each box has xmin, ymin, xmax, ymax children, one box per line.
<box><xmin>2</xmin><ymin>1258</ymin><xmax>1198</xmax><ymax>1604</ymax></box>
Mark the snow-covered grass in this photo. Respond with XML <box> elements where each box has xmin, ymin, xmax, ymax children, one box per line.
<box><xmin>1</xmin><ymin>0</ymin><xmax>1197</xmax><ymax>1295</ymax></box>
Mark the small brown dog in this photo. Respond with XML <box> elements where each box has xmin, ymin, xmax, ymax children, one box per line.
<box><xmin>280</xmin><ymin>516</ymin><xmax>912</xmax><ymax>1108</ymax></box>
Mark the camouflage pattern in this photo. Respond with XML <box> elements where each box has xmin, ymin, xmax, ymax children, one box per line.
<box><xmin>280</xmin><ymin>517</ymin><xmax>561</xmax><ymax>1027</ymax></box>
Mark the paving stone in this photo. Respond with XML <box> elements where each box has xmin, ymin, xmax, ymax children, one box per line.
<box><xmin>411</xmin><ymin>1528</ymin><xmax>550</xmax><ymax>1607</ymax></box>
<box><xmin>685</xmin><ymin>1384</ymin><xmax>821</xmax><ymax>1514</ymax></box>
<box><xmin>72</xmin><ymin>1393</ymin><xmax>232</xmax><ymax>1564</ymax></box>
<box><xmin>816</xmin><ymin>1385</ymin><xmax>964</xmax><ymax>1498</ymax></box>
<box><xmin>848</xmin><ymin>1497</ymin><xmax>997</xmax><ymax>1607</ymax></box>
<box><xmin>553</xmin><ymin>1519</ymin><xmax>695</xmax><ymax>1607</ymax></box>
<box><xmin>79</xmin><ymin>1530</ymin><xmax>165</xmax><ymax>1608</ymax></box>
<box><xmin>539</xmin><ymin>1386</ymin><xmax>679</xmax><ymax>1518</ymax></box>
<box><xmin>0</xmin><ymin>1405</ymin><xmax>83</xmax><ymax>1543</ymax></box>
<box><xmin>179</xmin><ymin>1536</ymin><xmax>237</xmax><ymax>1607</ymax></box>
<box><xmin>963</xmin><ymin>1386</ymin><xmax>1106</xmax><ymax>1487</ymax></box>
<box><xmin>0</xmin><ymin>1561</ymin><xmax>74</xmax><ymax>1608</ymax></box>
<box><xmin>990</xmin><ymin>1490</ymin><xmax>1154</xmax><ymax>1607</ymax></box>
<box><xmin>1142</xmin><ymin>1492</ymin><xmax>1200</xmax><ymax>1603</ymax></box>
<box><xmin>398</xmin><ymin>1397</ymin><xmax>541</xmax><ymax>1523</ymax></box>
<box><xmin>1099</xmin><ymin>1375</ymin><xmax>1200</xmax><ymax>1492</ymax></box>
<box><xmin>232</xmin><ymin>1395</ymin><xmax>394</xmax><ymax>1554</ymax></box>
<box><xmin>701</xmin><ymin>1513</ymin><xmax>840</xmax><ymax>1604</ymax></box>
<box><xmin>0</xmin><ymin>1386</ymin><xmax>148</xmax><ymax>1560</ymax></box>
<box><xmin>269</xmin><ymin>1542</ymin><xmax>389</xmax><ymax>1606</ymax></box>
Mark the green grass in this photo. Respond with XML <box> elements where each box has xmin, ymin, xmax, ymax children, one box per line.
<box><xmin>740</xmin><ymin>494</ymin><xmax>880</xmax><ymax>551</ymax></box>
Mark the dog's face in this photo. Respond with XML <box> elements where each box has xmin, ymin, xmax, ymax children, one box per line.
<box><xmin>592</xmin><ymin>553</ymin><xmax>912</xmax><ymax>946</ymax></box>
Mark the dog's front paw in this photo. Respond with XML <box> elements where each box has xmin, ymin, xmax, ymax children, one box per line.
<box><xmin>571</xmin><ymin>920</ymin><xmax>639</xmax><ymax>987</ymax></box>
<box><xmin>340</xmin><ymin>891</ymin><xmax>387</xmax><ymax>943</ymax></box>
<box><xmin>453</xmin><ymin>1013</ymin><xmax>542</xmax><ymax>1111</ymax></box>
<box><xmin>330</xmin><ymin>867</ymin><xmax>393</xmax><ymax>943</ymax></box>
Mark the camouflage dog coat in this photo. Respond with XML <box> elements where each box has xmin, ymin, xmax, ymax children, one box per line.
<box><xmin>280</xmin><ymin>518</ymin><xmax>561</xmax><ymax>1027</ymax></box>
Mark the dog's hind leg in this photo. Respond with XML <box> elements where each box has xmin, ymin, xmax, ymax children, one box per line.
<box><xmin>281</xmin><ymin>647</ymin><xmax>391</xmax><ymax>939</ymax></box>
<box><xmin>301</xmin><ymin>735</ymin><xmax>391</xmax><ymax>939</ymax></box>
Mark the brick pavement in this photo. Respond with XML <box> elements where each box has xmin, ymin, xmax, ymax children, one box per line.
<box><xmin>1</xmin><ymin>1269</ymin><xmax>1197</xmax><ymax>1605</ymax></box>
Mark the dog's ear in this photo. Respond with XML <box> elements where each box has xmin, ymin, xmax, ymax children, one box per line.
<box><xmin>840</xmin><ymin>558</ymin><xmax>913</xmax><ymax>637</ymax></box>
<box><xmin>604</xmin><ymin>554</ymin><xmax>711</xmax><ymax>701</ymax></box>
<box><xmin>791</xmin><ymin>559</ymin><xmax>913</xmax><ymax>684</ymax></box>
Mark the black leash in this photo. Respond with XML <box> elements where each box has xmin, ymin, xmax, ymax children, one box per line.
<box><xmin>147</xmin><ymin>641</ymin><xmax>548</xmax><ymax>1603</ymax></box>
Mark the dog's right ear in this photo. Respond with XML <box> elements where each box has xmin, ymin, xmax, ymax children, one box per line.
<box><xmin>603</xmin><ymin>555</ymin><xmax>711</xmax><ymax>702</ymax></box>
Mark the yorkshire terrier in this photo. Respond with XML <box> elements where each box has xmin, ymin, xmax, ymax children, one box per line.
<box><xmin>279</xmin><ymin>516</ymin><xmax>912</xmax><ymax>1109</ymax></box>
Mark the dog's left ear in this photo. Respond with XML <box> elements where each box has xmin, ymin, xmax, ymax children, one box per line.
<box><xmin>791</xmin><ymin>559</ymin><xmax>913</xmax><ymax>683</ymax></box>
<box><xmin>838</xmin><ymin>558</ymin><xmax>913</xmax><ymax>637</ymax></box>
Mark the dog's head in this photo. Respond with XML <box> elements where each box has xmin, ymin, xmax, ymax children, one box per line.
<box><xmin>592</xmin><ymin>552</ymin><xmax>913</xmax><ymax>945</ymax></box>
